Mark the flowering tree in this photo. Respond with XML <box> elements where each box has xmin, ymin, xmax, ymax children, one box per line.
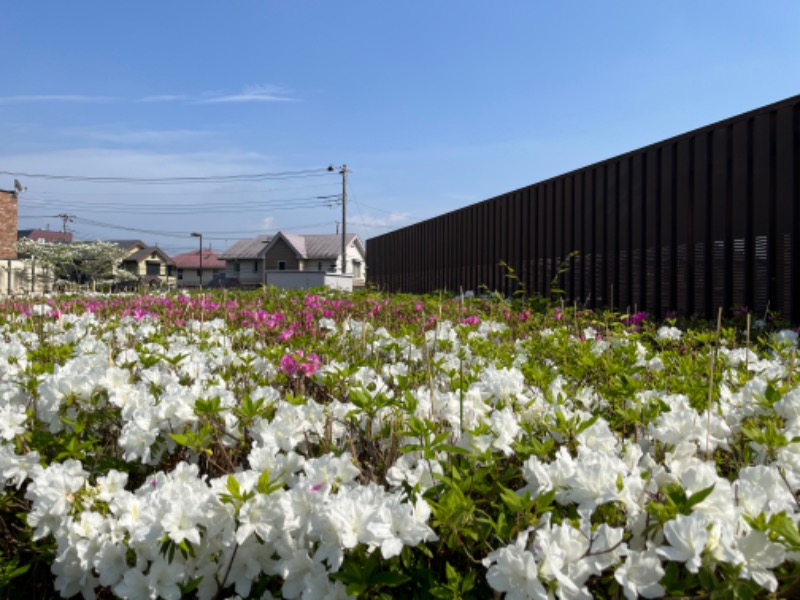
<box><xmin>16</xmin><ymin>238</ymin><xmax>138</xmax><ymax>289</ymax></box>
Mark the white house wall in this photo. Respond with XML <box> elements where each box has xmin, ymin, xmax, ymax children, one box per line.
<box><xmin>226</xmin><ymin>259</ymin><xmax>264</xmax><ymax>286</ymax></box>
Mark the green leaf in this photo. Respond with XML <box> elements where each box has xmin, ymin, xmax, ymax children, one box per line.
<box><xmin>169</xmin><ymin>433</ymin><xmax>190</xmax><ymax>447</ymax></box>
<box><xmin>686</xmin><ymin>484</ymin><xmax>716</xmax><ymax>510</ymax></box>
<box><xmin>226</xmin><ymin>475</ymin><xmax>241</xmax><ymax>500</ymax></box>
<box><xmin>178</xmin><ymin>577</ymin><xmax>203</xmax><ymax>595</ymax></box>
<box><xmin>369</xmin><ymin>571</ymin><xmax>411</xmax><ymax>587</ymax></box>
<box><xmin>437</xmin><ymin>444</ymin><xmax>470</xmax><ymax>455</ymax></box>
<box><xmin>768</xmin><ymin>513</ymin><xmax>800</xmax><ymax>549</ymax></box>
<box><xmin>765</xmin><ymin>381</ymin><xmax>782</xmax><ymax>405</ymax></box>
<box><xmin>499</xmin><ymin>486</ymin><xmax>524</xmax><ymax>513</ymax></box>
<box><xmin>576</xmin><ymin>413</ymin><xmax>600</xmax><ymax>433</ymax></box>
<box><xmin>740</xmin><ymin>422</ymin><xmax>767</xmax><ymax>446</ymax></box>
<box><xmin>535</xmin><ymin>488</ymin><xmax>557</xmax><ymax>513</ymax></box>
<box><xmin>445</xmin><ymin>561</ymin><xmax>458</xmax><ymax>585</ymax></box>
<box><xmin>256</xmin><ymin>469</ymin><xmax>284</xmax><ymax>495</ymax></box>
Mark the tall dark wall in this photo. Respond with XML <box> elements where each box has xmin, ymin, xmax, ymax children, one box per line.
<box><xmin>367</xmin><ymin>94</ymin><xmax>800</xmax><ymax>321</ymax></box>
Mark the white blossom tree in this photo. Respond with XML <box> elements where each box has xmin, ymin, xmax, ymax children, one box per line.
<box><xmin>17</xmin><ymin>239</ymin><xmax>139</xmax><ymax>290</ymax></box>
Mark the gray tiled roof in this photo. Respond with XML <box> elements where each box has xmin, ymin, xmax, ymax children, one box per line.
<box><xmin>219</xmin><ymin>235</ymin><xmax>271</xmax><ymax>259</ymax></box>
<box><xmin>301</xmin><ymin>234</ymin><xmax>360</xmax><ymax>258</ymax></box>
<box><xmin>124</xmin><ymin>246</ymin><xmax>173</xmax><ymax>264</ymax></box>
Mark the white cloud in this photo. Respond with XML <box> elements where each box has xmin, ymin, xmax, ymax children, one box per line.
<box><xmin>351</xmin><ymin>212</ymin><xmax>410</xmax><ymax>228</ymax></box>
<box><xmin>0</xmin><ymin>86</ymin><xmax>296</xmax><ymax>106</ymax></box>
<box><xmin>0</xmin><ymin>95</ymin><xmax>114</xmax><ymax>104</ymax></box>
<box><xmin>0</xmin><ymin>147</ymin><xmax>278</xmax><ymax>182</ymax></box>
<box><xmin>140</xmin><ymin>95</ymin><xmax>188</xmax><ymax>103</ymax></box>
<box><xmin>197</xmin><ymin>84</ymin><xmax>296</xmax><ymax>104</ymax></box>
<box><xmin>61</xmin><ymin>127</ymin><xmax>212</xmax><ymax>145</ymax></box>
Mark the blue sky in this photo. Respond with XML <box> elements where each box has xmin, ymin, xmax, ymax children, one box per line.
<box><xmin>2</xmin><ymin>1</ymin><xmax>798</xmax><ymax>255</ymax></box>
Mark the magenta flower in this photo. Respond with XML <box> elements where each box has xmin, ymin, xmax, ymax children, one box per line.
<box><xmin>300</xmin><ymin>352</ymin><xmax>322</xmax><ymax>376</ymax></box>
<box><xmin>280</xmin><ymin>354</ymin><xmax>299</xmax><ymax>376</ymax></box>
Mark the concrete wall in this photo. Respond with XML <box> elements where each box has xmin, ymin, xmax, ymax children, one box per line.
<box><xmin>266</xmin><ymin>270</ymin><xmax>353</xmax><ymax>291</ymax></box>
<box><xmin>177</xmin><ymin>267</ymin><xmax>224</xmax><ymax>287</ymax></box>
<box><xmin>0</xmin><ymin>259</ymin><xmax>52</xmax><ymax>295</ymax></box>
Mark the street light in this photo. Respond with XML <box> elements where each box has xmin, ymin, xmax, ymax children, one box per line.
<box><xmin>190</xmin><ymin>232</ymin><xmax>203</xmax><ymax>289</ymax></box>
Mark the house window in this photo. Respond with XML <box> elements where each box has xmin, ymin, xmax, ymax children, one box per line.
<box><xmin>253</xmin><ymin>262</ymin><xmax>258</xmax><ymax>272</ymax></box>
<box><xmin>197</xmin><ymin>269</ymin><xmax>202</xmax><ymax>277</ymax></box>
<box><xmin>177</xmin><ymin>269</ymin><xmax>184</xmax><ymax>280</ymax></box>
<box><xmin>145</xmin><ymin>262</ymin><xmax>161</xmax><ymax>276</ymax></box>
<box><xmin>318</xmin><ymin>262</ymin><xmax>323</xmax><ymax>271</ymax></box>
<box><xmin>277</xmin><ymin>261</ymin><xmax>286</xmax><ymax>271</ymax></box>
<box><xmin>353</xmin><ymin>260</ymin><xmax>362</xmax><ymax>279</ymax></box>
<box><xmin>233</xmin><ymin>261</ymin><xmax>240</xmax><ymax>272</ymax></box>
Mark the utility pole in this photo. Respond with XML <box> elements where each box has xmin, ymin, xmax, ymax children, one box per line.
<box><xmin>341</xmin><ymin>165</ymin><xmax>348</xmax><ymax>274</ymax></box>
<box><xmin>327</xmin><ymin>165</ymin><xmax>350</xmax><ymax>274</ymax></box>
<box><xmin>56</xmin><ymin>214</ymin><xmax>74</xmax><ymax>235</ymax></box>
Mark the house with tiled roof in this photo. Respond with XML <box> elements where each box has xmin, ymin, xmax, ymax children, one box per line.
<box><xmin>263</xmin><ymin>232</ymin><xmax>365</xmax><ymax>280</ymax></box>
<box><xmin>106</xmin><ymin>240</ymin><xmax>176</xmax><ymax>287</ymax></box>
<box><xmin>170</xmin><ymin>248</ymin><xmax>226</xmax><ymax>288</ymax></box>
<box><xmin>18</xmin><ymin>229</ymin><xmax>73</xmax><ymax>244</ymax></box>
<box><xmin>219</xmin><ymin>235</ymin><xmax>271</xmax><ymax>287</ymax></box>
<box><xmin>220</xmin><ymin>232</ymin><xmax>366</xmax><ymax>288</ymax></box>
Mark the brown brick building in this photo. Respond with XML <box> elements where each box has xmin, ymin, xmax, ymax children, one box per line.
<box><xmin>0</xmin><ymin>190</ymin><xmax>18</xmax><ymax>260</ymax></box>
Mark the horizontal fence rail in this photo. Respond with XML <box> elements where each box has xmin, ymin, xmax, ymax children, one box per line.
<box><xmin>367</xmin><ymin>94</ymin><xmax>800</xmax><ymax>322</ymax></box>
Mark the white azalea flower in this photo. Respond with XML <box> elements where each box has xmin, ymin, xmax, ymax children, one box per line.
<box><xmin>483</xmin><ymin>529</ymin><xmax>548</xmax><ymax>600</ymax></box>
<box><xmin>0</xmin><ymin>405</ymin><xmax>27</xmax><ymax>440</ymax></box>
<box><xmin>614</xmin><ymin>549</ymin><xmax>665</xmax><ymax>599</ymax></box>
<box><xmin>657</xmin><ymin>513</ymin><xmax>708</xmax><ymax>573</ymax></box>
<box><xmin>656</xmin><ymin>326</ymin><xmax>682</xmax><ymax>341</ymax></box>
<box><xmin>737</xmin><ymin>529</ymin><xmax>785</xmax><ymax>592</ymax></box>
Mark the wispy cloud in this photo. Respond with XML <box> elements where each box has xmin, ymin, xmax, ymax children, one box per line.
<box><xmin>0</xmin><ymin>94</ymin><xmax>114</xmax><ymax>104</ymax></box>
<box><xmin>0</xmin><ymin>87</ymin><xmax>296</xmax><ymax>106</ymax></box>
<box><xmin>140</xmin><ymin>95</ymin><xmax>188</xmax><ymax>103</ymax></box>
<box><xmin>61</xmin><ymin>126</ymin><xmax>212</xmax><ymax>145</ymax></box>
<box><xmin>352</xmin><ymin>212</ymin><xmax>410</xmax><ymax>228</ymax></box>
<box><xmin>197</xmin><ymin>84</ymin><xmax>296</xmax><ymax>104</ymax></box>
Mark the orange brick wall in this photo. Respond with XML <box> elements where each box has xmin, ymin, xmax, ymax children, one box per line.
<box><xmin>0</xmin><ymin>191</ymin><xmax>18</xmax><ymax>259</ymax></box>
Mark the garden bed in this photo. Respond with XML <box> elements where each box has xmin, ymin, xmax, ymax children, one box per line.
<box><xmin>1</xmin><ymin>290</ymin><xmax>799</xmax><ymax>599</ymax></box>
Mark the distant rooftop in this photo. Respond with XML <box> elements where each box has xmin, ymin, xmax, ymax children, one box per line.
<box><xmin>219</xmin><ymin>235</ymin><xmax>271</xmax><ymax>260</ymax></box>
<box><xmin>171</xmin><ymin>248</ymin><xmax>225</xmax><ymax>268</ymax></box>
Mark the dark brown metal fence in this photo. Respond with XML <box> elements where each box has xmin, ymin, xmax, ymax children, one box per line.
<box><xmin>366</xmin><ymin>94</ymin><xmax>800</xmax><ymax>321</ymax></box>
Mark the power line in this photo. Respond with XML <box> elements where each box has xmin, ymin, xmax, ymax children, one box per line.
<box><xmin>20</xmin><ymin>191</ymin><xmax>343</xmax><ymax>214</ymax></box>
<box><xmin>69</xmin><ymin>216</ymin><xmax>343</xmax><ymax>241</ymax></box>
<box><xmin>0</xmin><ymin>167</ymin><xmax>334</xmax><ymax>184</ymax></box>
<box><xmin>23</xmin><ymin>200</ymin><xmax>338</xmax><ymax>216</ymax></box>
<box><xmin>73</xmin><ymin>217</ymin><xmax>196</xmax><ymax>239</ymax></box>
<box><xmin>27</xmin><ymin>181</ymin><xmax>337</xmax><ymax>196</ymax></box>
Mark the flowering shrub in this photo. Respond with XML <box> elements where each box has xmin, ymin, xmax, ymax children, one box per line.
<box><xmin>1</xmin><ymin>290</ymin><xmax>800</xmax><ymax>598</ymax></box>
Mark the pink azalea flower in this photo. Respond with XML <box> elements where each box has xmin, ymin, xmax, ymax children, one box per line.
<box><xmin>280</xmin><ymin>354</ymin><xmax>299</xmax><ymax>376</ymax></box>
<box><xmin>300</xmin><ymin>353</ymin><xmax>322</xmax><ymax>376</ymax></box>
